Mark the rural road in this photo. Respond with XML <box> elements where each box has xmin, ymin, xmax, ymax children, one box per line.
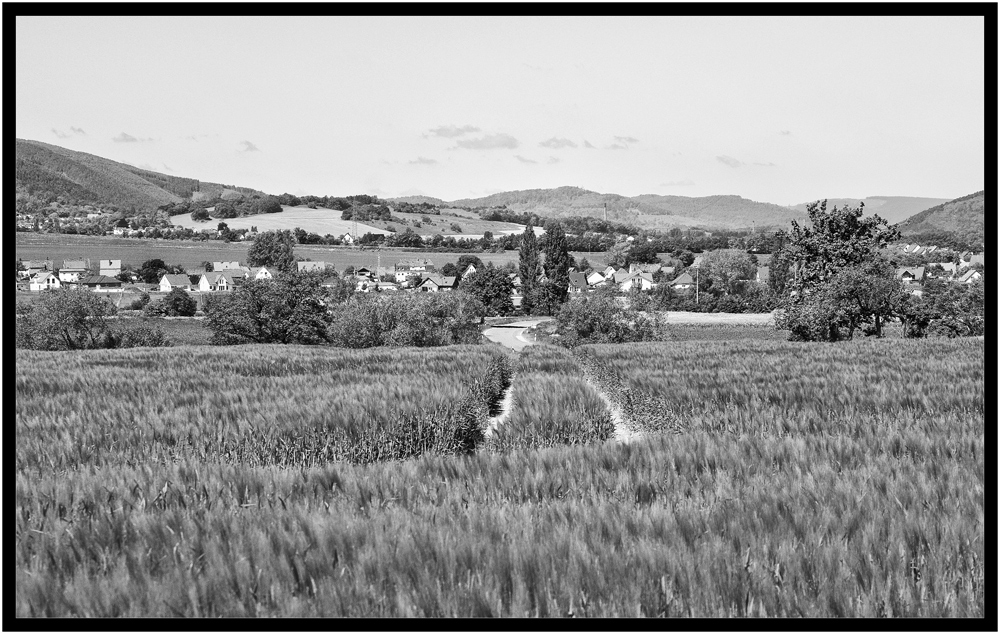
<box><xmin>482</xmin><ymin>318</ymin><xmax>553</xmax><ymax>351</ymax></box>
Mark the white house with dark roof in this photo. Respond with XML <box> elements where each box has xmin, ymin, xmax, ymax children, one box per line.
<box><xmin>568</xmin><ymin>271</ymin><xmax>589</xmax><ymax>293</ymax></box>
<box><xmin>198</xmin><ymin>271</ymin><xmax>237</xmax><ymax>292</ymax></box>
<box><xmin>248</xmin><ymin>266</ymin><xmax>275</xmax><ymax>281</ymax></box>
<box><xmin>394</xmin><ymin>259</ymin><xmax>436</xmax><ymax>283</ymax></box>
<box><xmin>29</xmin><ymin>271</ymin><xmax>61</xmax><ymax>291</ymax></box>
<box><xmin>415</xmin><ymin>275</ymin><xmax>457</xmax><ymax>292</ymax></box>
<box><xmin>159</xmin><ymin>274</ymin><xmax>193</xmax><ymax>293</ymax></box>
<box><xmin>587</xmin><ymin>271</ymin><xmax>607</xmax><ymax>286</ymax></box>
<box><xmin>895</xmin><ymin>267</ymin><xmax>926</xmax><ymax>285</ymax></box>
<box><xmin>670</xmin><ymin>272</ymin><xmax>696</xmax><ymax>291</ymax></box>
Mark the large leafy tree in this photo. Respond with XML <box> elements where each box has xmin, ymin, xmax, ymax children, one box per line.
<box><xmin>778</xmin><ymin>200</ymin><xmax>900</xmax><ymax>294</ymax></box>
<box><xmin>698</xmin><ymin>249</ymin><xmax>758</xmax><ymax>296</ymax></box>
<box><xmin>518</xmin><ymin>220</ymin><xmax>540</xmax><ymax>314</ymax></box>
<box><xmin>205</xmin><ymin>272</ymin><xmax>331</xmax><ymax>345</ymax></box>
<box><xmin>459</xmin><ymin>263</ymin><xmax>514</xmax><ymax>316</ymax></box>
<box><xmin>247</xmin><ymin>230</ymin><xmax>297</xmax><ymax>273</ymax></box>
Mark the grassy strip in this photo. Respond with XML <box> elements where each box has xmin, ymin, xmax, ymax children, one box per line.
<box><xmin>486</xmin><ymin>345</ymin><xmax>614</xmax><ymax>451</ymax></box>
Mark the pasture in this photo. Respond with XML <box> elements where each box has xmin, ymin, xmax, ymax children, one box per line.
<box><xmin>13</xmin><ymin>336</ymin><xmax>983</xmax><ymax>617</ymax></box>
<box><xmin>169</xmin><ymin>206</ymin><xmax>391</xmax><ymax>237</ymax></box>
<box><xmin>16</xmin><ymin>233</ymin><xmax>607</xmax><ymax>272</ymax></box>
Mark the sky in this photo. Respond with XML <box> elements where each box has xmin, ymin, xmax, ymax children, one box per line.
<box><xmin>16</xmin><ymin>15</ymin><xmax>986</xmax><ymax>206</ymax></box>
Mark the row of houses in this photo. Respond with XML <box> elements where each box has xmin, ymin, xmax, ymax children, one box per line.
<box><xmin>895</xmin><ymin>266</ymin><xmax>982</xmax><ymax>294</ymax></box>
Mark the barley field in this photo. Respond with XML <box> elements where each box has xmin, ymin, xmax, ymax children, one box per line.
<box><xmin>14</xmin><ymin>338</ymin><xmax>984</xmax><ymax>617</ymax></box>
<box><xmin>486</xmin><ymin>345</ymin><xmax>614</xmax><ymax>451</ymax></box>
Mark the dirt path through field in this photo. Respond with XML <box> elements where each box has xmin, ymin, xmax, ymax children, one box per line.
<box><xmin>483</xmin><ymin>380</ymin><xmax>516</xmax><ymax>439</ymax></box>
<box><xmin>583</xmin><ymin>375</ymin><xmax>642</xmax><ymax>444</ymax></box>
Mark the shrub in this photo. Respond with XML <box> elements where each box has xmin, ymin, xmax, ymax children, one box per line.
<box><xmin>554</xmin><ymin>295</ymin><xmax>668</xmax><ymax>346</ymax></box>
<box><xmin>327</xmin><ymin>291</ymin><xmax>485</xmax><ymax>348</ymax></box>
<box><xmin>127</xmin><ymin>292</ymin><xmax>151</xmax><ymax>310</ymax></box>
<box><xmin>15</xmin><ymin>288</ymin><xmax>117</xmax><ymax>350</ymax></box>
<box><xmin>105</xmin><ymin>320</ymin><xmax>170</xmax><ymax>348</ymax></box>
<box><xmin>206</xmin><ymin>273</ymin><xmax>332</xmax><ymax>345</ymax></box>
<box><xmin>162</xmin><ymin>288</ymin><xmax>197</xmax><ymax>317</ymax></box>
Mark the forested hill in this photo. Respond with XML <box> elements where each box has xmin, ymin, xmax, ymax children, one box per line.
<box><xmin>788</xmin><ymin>196</ymin><xmax>952</xmax><ymax>225</ymax></box>
<box><xmin>896</xmin><ymin>191</ymin><xmax>985</xmax><ymax>246</ymax></box>
<box><xmin>15</xmin><ymin>139</ymin><xmax>264</xmax><ymax>212</ymax></box>
<box><xmin>448</xmin><ymin>186</ymin><xmax>808</xmax><ymax>231</ymax></box>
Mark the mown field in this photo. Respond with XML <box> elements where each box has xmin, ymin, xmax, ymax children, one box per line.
<box><xmin>15</xmin><ymin>233</ymin><xmax>604</xmax><ymax>271</ymax></box>
<box><xmin>14</xmin><ymin>337</ymin><xmax>984</xmax><ymax>617</ymax></box>
<box><xmin>169</xmin><ymin>206</ymin><xmax>391</xmax><ymax>237</ymax></box>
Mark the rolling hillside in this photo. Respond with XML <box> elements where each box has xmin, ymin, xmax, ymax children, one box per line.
<box><xmin>896</xmin><ymin>191</ymin><xmax>984</xmax><ymax>244</ymax></box>
<box><xmin>449</xmin><ymin>186</ymin><xmax>808</xmax><ymax>231</ymax></box>
<box><xmin>15</xmin><ymin>138</ymin><xmax>264</xmax><ymax>211</ymax></box>
<box><xmin>788</xmin><ymin>196</ymin><xmax>951</xmax><ymax>225</ymax></box>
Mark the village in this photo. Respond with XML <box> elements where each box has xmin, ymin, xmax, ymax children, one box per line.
<box><xmin>17</xmin><ymin>241</ymin><xmax>986</xmax><ymax>305</ymax></box>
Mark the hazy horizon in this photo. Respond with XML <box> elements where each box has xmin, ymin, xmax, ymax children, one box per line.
<box><xmin>16</xmin><ymin>15</ymin><xmax>985</xmax><ymax>206</ymax></box>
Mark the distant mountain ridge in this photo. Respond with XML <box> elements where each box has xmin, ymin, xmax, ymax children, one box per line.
<box><xmin>15</xmin><ymin>138</ymin><xmax>264</xmax><ymax>211</ymax></box>
<box><xmin>896</xmin><ymin>191</ymin><xmax>984</xmax><ymax>245</ymax></box>
<box><xmin>448</xmin><ymin>186</ymin><xmax>808</xmax><ymax>231</ymax></box>
<box><xmin>788</xmin><ymin>196</ymin><xmax>952</xmax><ymax>225</ymax></box>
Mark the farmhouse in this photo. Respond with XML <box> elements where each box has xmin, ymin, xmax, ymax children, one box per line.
<box><xmin>415</xmin><ymin>275</ymin><xmax>457</xmax><ymax>292</ymax></box>
<box><xmin>895</xmin><ymin>267</ymin><xmax>926</xmax><ymax>285</ymax></box>
<box><xmin>99</xmin><ymin>259</ymin><xmax>122</xmax><ymax>277</ymax></box>
<box><xmin>620</xmin><ymin>272</ymin><xmax>655</xmax><ymax>293</ymax></box>
<box><xmin>29</xmin><ymin>271</ymin><xmax>61</xmax><ymax>292</ymax></box>
<box><xmin>57</xmin><ymin>260</ymin><xmax>89</xmax><ymax>283</ymax></box>
<box><xmin>670</xmin><ymin>272</ymin><xmax>696</xmax><ymax>291</ymax></box>
<box><xmin>198</xmin><ymin>271</ymin><xmax>237</xmax><ymax>292</ymax></box>
<box><xmin>160</xmin><ymin>274</ymin><xmax>193</xmax><ymax>293</ymax></box>
<box><xmin>587</xmin><ymin>271</ymin><xmax>607</xmax><ymax>286</ymax></box>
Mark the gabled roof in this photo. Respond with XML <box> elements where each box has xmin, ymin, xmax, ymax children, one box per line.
<box><xmin>671</xmin><ymin>272</ymin><xmax>695</xmax><ymax>286</ymax></box>
<box><xmin>568</xmin><ymin>272</ymin><xmax>588</xmax><ymax>289</ymax></box>
<box><xmin>613</xmin><ymin>270</ymin><xmax>634</xmax><ymax>284</ymax></box>
<box><xmin>895</xmin><ymin>267</ymin><xmax>925</xmax><ymax>280</ymax></box>
<box><xmin>61</xmin><ymin>260</ymin><xmax>88</xmax><ymax>271</ymax></box>
<box><xmin>79</xmin><ymin>275</ymin><xmax>121</xmax><ymax>286</ymax></box>
<box><xmin>161</xmin><ymin>274</ymin><xmax>191</xmax><ymax>287</ymax></box>
<box><xmin>418</xmin><ymin>275</ymin><xmax>457</xmax><ymax>288</ymax></box>
<box><xmin>587</xmin><ymin>272</ymin><xmax>606</xmax><ymax>284</ymax></box>
<box><xmin>969</xmin><ymin>254</ymin><xmax>984</xmax><ymax>266</ymax></box>
<box><xmin>958</xmin><ymin>269</ymin><xmax>981</xmax><ymax>283</ymax></box>
<box><xmin>31</xmin><ymin>271</ymin><xmax>57</xmax><ymax>282</ymax></box>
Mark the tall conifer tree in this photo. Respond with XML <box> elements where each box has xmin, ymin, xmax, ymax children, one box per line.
<box><xmin>518</xmin><ymin>220</ymin><xmax>539</xmax><ymax>314</ymax></box>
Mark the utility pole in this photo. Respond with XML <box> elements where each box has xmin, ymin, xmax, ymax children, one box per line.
<box><xmin>695</xmin><ymin>265</ymin><xmax>700</xmax><ymax>305</ymax></box>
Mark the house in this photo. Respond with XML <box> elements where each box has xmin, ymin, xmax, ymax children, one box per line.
<box><xmin>21</xmin><ymin>260</ymin><xmax>52</xmax><ymax>279</ymax></box>
<box><xmin>415</xmin><ymin>275</ymin><xmax>458</xmax><ymax>292</ymax></box>
<box><xmin>341</xmin><ymin>233</ymin><xmax>355</xmax><ymax>245</ymax></box>
<box><xmin>373</xmin><ymin>281</ymin><xmax>400</xmax><ymax>292</ymax></box>
<box><xmin>670</xmin><ymin>272</ymin><xmax>696</xmax><ymax>291</ymax></box>
<box><xmin>969</xmin><ymin>253</ymin><xmax>984</xmax><ymax>267</ymax></box>
<box><xmin>602</xmin><ymin>266</ymin><xmax>617</xmax><ymax>278</ymax></box>
<box><xmin>612</xmin><ymin>270</ymin><xmax>634</xmax><ymax>285</ymax></box>
<box><xmin>99</xmin><ymin>259</ymin><xmax>122</xmax><ymax>277</ymax></box>
<box><xmin>354</xmin><ymin>267</ymin><xmax>373</xmax><ymax>279</ymax></box>
<box><xmin>248</xmin><ymin>266</ymin><xmax>275</xmax><ymax>281</ymax></box>
<box><xmin>394</xmin><ymin>259</ymin><xmax>436</xmax><ymax>283</ymax></box>
<box><xmin>459</xmin><ymin>263</ymin><xmax>477</xmax><ymax>278</ymax></box>
<box><xmin>587</xmin><ymin>271</ymin><xmax>607</xmax><ymax>286</ymax></box>
<box><xmin>198</xmin><ymin>271</ymin><xmax>237</xmax><ymax>292</ymax></box>
<box><xmin>112</xmin><ymin>219</ymin><xmax>130</xmax><ymax>236</ymax></box>
<box><xmin>297</xmin><ymin>261</ymin><xmax>329</xmax><ymax>273</ymax></box>
<box><xmin>58</xmin><ymin>260</ymin><xmax>89</xmax><ymax>283</ymax></box>
<box><xmin>29</xmin><ymin>271</ymin><xmax>61</xmax><ymax>292</ymax></box>
<box><xmin>78</xmin><ymin>275</ymin><xmax>122</xmax><ymax>291</ymax></box>
<box><xmin>756</xmin><ymin>266</ymin><xmax>770</xmax><ymax>285</ymax></box>
<box><xmin>958</xmin><ymin>269</ymin><xmax>982</xmax><ymax>284</ymax></box>
<box><xmin>620</xmin><ymin>272</ymin><xmax>654</xmax><ymax>293</ymax></box>
<box><xmin>226</xmin><ymin>269</ymin><xmax>247</xmax><ymax>284</ymax></box>
<box><xmin>568</xmin><ymin>271</ymin><xmax>589</xmax><ymax>293</ymax></box>
<box><xmin>895</xmin><ymin>267</ymin><xmax>926</xmax><ymax>285</ymax></box>
<box><xmin>159</xmin><ymin>274</ymin><xmax>193</xmax><ymax>293</ymax></box>
<box><xmin>213</xmin><ymin>261</ymin><xmax>242</xmax><ymax>271</ymax></box>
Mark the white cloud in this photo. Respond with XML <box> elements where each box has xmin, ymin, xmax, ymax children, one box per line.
<box><xmin>539</xmin><ymin>137</ymin><xmax>577</xmax><ymax>149</ymax></box>
<box><xmin>716</xmin><ymin>155</ymin><xmax>742</xmax><ymax>168</ymax></box>
<box><xmin>428</xmin><ymin>124</ymin><xmax>481</xmax><ymax>138</ymax></box>
<box><xmin>456</xmin><ymin>133</ymin><xmax>519</xmax><ymax>150</ymax></box>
